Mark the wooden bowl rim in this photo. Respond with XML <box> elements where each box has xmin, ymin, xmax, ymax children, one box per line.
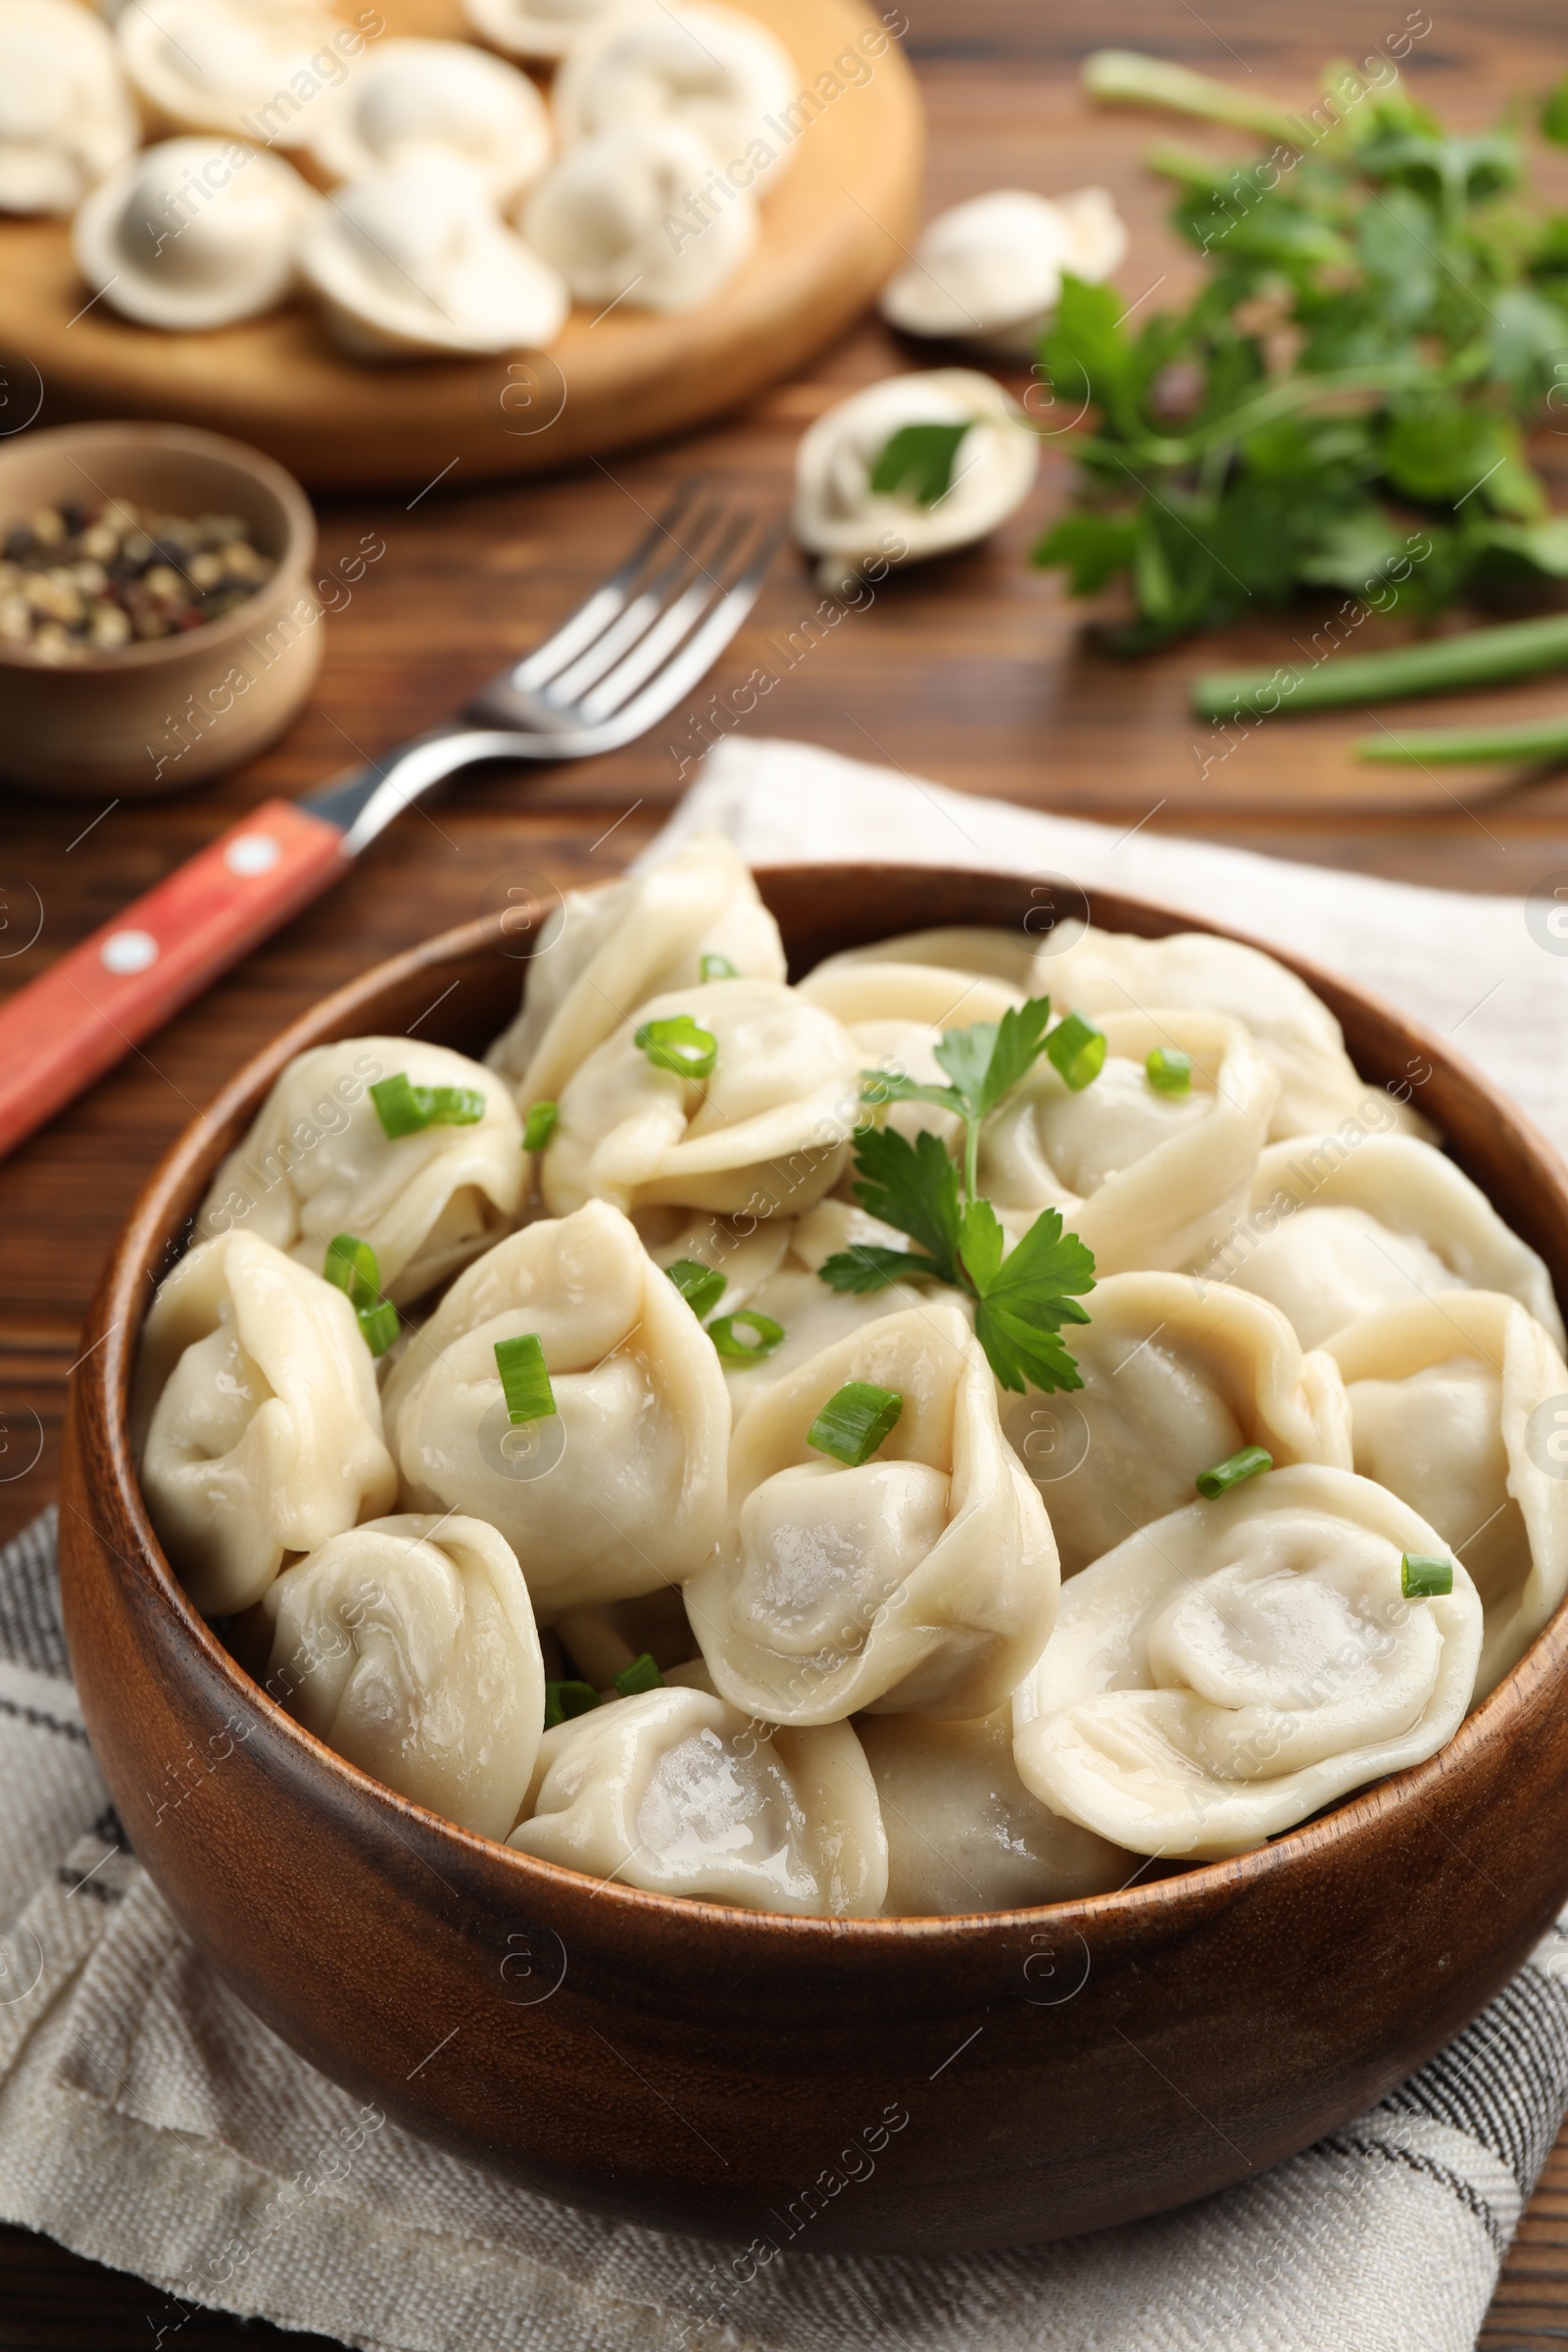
<box><xmin>74</xmin><ymin>861</ymin><xmax>1568</xmax><ymax>1949</ymax></box>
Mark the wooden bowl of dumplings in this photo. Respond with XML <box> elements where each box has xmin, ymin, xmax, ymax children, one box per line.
<box><xmin>58</xmin><ymin>852</ymin><xmax>1568</xmax><ymax>2253</ymax></box>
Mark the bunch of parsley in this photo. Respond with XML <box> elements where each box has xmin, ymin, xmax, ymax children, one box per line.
<box><xmin>1034</xmin><ymin>66</ymin><xmax>1568</xmax><ymax>649</ymax></box>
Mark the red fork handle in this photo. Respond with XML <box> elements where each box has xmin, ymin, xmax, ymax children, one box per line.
<box><xmin>0</xmin><ymin>800</ymin><xmax>348</xmax><ymax>1162</ymax></box>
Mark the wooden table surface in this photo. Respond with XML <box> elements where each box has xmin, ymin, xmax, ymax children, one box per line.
<box><xmin>4</xmin><ymin>0</ymin><xmax>1568</xmax><ymax>2341</ymax></box>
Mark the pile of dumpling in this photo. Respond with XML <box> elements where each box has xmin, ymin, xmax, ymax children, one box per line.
<box><xmin>5</xmin><ymin>0</ymin><xmax>799</xmax><ymax>356</ymax></box>
<box><xmin>133</xmin><ymin>835</ymin><xmax>1568</xmax><ymax>1918</ymax></box>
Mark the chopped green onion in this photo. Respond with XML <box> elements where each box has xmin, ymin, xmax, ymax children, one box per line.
<box><xmin>522</xmin><ymin>1100</ymin><xmax>559</xmax><ymax>1152</ymax></box>
<box><xmin>1146</xmin><ymin>1046</ymin><xmax>1193</xmax><ymax>1097</ymax></box>
<box><xmin>1193</xmin><ymin>613</ymin><xmax>1568</xmax><ymax>722</ymax></box>
<box><xmin>665</xmin><ymin>1258</ymin><xmax>727</xmax><ymax>1321</ymax></box>
<box><xmin>613</xmin><ymin>1652</ymin><xmax>663</xmax><ymax>1697</ymax></box>
<box><xmin>1046</xmin><ymin>1013</ymin><xmax>1106</xmax><ymax>1092</ymax></box>
<box><xmin>1082</xmin><ymin>48</ymin><xmax>1304</xmax><ymax>144</ymax></box>
<box><xmin>808</xmin><ymin>1381</ymin><xmax>904</xmax><ymax>1466</ymax></box>
<box><xmin>699</xmin><ymin>953</ymin><xmax>738</xmax><ymax>981</ymax></box>
<box><xmin>1196</xmin><ymin>1446</ymin><xmax>1273</xmax><ymax>1498</ymax></box>
<box><xmin>635</xmin><ymin>1014</ymin><xmax>717</xmax><ymax>1081</ymax></box>
<box><xmin>1401</xmin><ymin>1552</ymin><xmax>1454</xmax><ymax>1598</ymax></box>
<box><xmin>370</xmin><ymin>1071</ymin><xmax>487</xmax><ymax>1140</ymax></box>
<box><xmin>322</xmin><ymin>1232</ymin><xmax>399</xmax><ymax>1357</ymax></box>
<box><xmin>494</xmin><ymin>1333</ymin><xmax>556</xmax><ymax>1425</ymax></box>
<box><xmin>544</xmin><ymin>1679</ymin><xmax>599</xmax><ymax>1730</ymax></box>
<box><xmin>709</xmin><ymin>1309</ymin><xmax>785</xmax><ymax>1362</ymax></box>
<box><xmin>1353</xmin><ymin>713</ymin><xmax>1568</xmax><ymax>767</ymax></box>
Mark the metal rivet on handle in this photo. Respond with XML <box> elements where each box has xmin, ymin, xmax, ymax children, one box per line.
<box><xmin>223</xmin><ymin>833</ymin><xmax>281</xmax><ymax>878</ymax></box>
<box><xmin>100</xmin><ymin>929</ymin><xmax>159</xmax><ymax>976</ymax></box>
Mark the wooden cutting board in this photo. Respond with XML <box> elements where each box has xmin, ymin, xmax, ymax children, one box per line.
<box><xmin>0</xmin><ymin>0</ymin><xmax>922</xmax><ymax>490</ymax></box>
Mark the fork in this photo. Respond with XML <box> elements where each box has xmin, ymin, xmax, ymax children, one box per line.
<box><xmin>0</xmin><ymin>485</ymin><xmax>782</xmax><ymax>1163</ymax></box>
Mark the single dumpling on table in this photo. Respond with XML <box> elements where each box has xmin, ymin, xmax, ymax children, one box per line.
<box><xmin>879</xmin><ymin>186</ymin><xmax>1127</xmax><ymax>357</ymax></box>
<box><xmin>1012</xmin><ymin>1464</ymin><xmax>1484</xmax><ymax>1860</ymax></box>
<box><xmin>386</xmin><ymin>1200</ymin><xmax>729</xmax><ymax>1619</ymax></box>
<box><xmin>487</xmin><ymin>834</ymin><xmax>787</xmax><ymax>1113</ymax></box>
<box><xmin>858</xmin><ymin>1708</ymin><xmax>1133</xmax><ymax>1914</ymax></box>
<box><xmin>686</xmin><ymin>1300</ymin><xmax>1058</xmax><ymax>1726</ymax></box>
<box><xmin>115</xmin><ymin>0</ymin><xmax>342</xmax><ymax>143</ymax></box>
<box><xmin>305</xmin><ymin>38</ymin><xmax>553</xmax><ymax>203</ymax></box>
<box><xmin>508</xmin><ymin>1685</ymin><xmax>888</xmax><ymax>1917</ymax></box>
<box><xmin>1210</xmin><ymin>1134</ymin><xmax>1564</xmax><ymax>1350</ymax></box>
<box><xmin>523</xmin><ymin>118</ymin><xmax>758</xmax><ymax>313</ymax></box>
<box><xmin>0</xmin><ymin>0</ymin><xmax>136</xmax><ymax>215</ymax></box>
<box><xmin>74</xmin><ymin>136</ymin><xmax>319</xmax><ymax>329</ymax></box>
<box><xmin>1326</xmin><ymin>1292</ymin><xmax>1568</xmax><ymax>1699</ymax></box>
<box><xmin>1003</xmin><ymin>1272</ymin><xmax>1351</xmax><ymax>1580</ymax></box>
<box><xmin>254</xmin><ymin>1513</ymin><xmax>544</xmax><ymax>1841</ymax></box>
<box><xmin>133</xmin><ymin>1231</ymin><xmax>396</xmax><ymax>1618</ymax></box>
<box><xmin>552</xmin><ymin>2</ymin><xmax>799</xmax><ymax>193</ymax></box>
<box><xmin>196</xmin><ymin>1037</ymin><xmax>524</xmax><ymax>1307</ymax></box>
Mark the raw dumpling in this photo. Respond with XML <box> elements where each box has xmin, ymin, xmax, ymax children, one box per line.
<box><xmin>117</xmin><ymin>0</ymin><xmax>341</xmax><ymax>142</ymax></box>
<box><xmin>196</xmin><ymin>1037</ymin><xmax>524</xmax><ymax>1307</ymax></box>
<box><xmin>981</xmin><ymin>1010</ymin><xmax>1277</xmax><ymax>1276</ymax></box>
<box><xmin>1004</xmin><ymin>1272</ymin><xmax>1351</xmax><ymax>1579</ymax></box>
<box><xmin>256</xmin><ymin>1513</ymin><xmax>544</xmax><ymax>1840</ymax></box>
<box><xmin>541</xmin><ymin>978</ymin><xmax>861</xmax><ymax>1221</ymax></box>
<box><xmin>1211</xmin><ymin>1134</ymin><xmax>1564</xmax><ymax>1349</ymax></box>
<box><xmin>509</xmin><ymin>1685</ymin><xmax>887</xmax><ymax>1917</ymax></box>
<box><xmin>134</xmin><ymin>1231</ymin><xmax>396</xmax><ymax>1617</ymax></box>
<box><xmin>880</xmin><ymin>187</ymin><xmax>1126</xmax><ymax>355</ymax></box>
<box><xmin>554</xmin><ymin>3</ymin><xmax>798</xmax><ymax>192</ymax></box>
<box><xmin>387</xmin><ymin>1200</ymin><xmax>729</xmax><ymax>1617</ymax></box>
<box><xmin>464</xmin><ymin>0</ymin><xmax>622</xmax><ymax>61</ymax></box>
<box><xmin>299</xmin><ymin>155</ymin><xmax>568</xmax><ymax>360</ymax></box>
<box><xmin>794</xmin><ymin>369</ymin><xmax>1040</xmax><ymax>593</ymax></box>
<box><xmin>1326</xmin><ymin>1292</ymin><xmax>1568</xmax><ymax>1698</ymax></box>
<box><xmin>307</xmin><ymin>39</ymin><xmax>552</xmax><ymax>201</ymax></box>
<box><xmin>858</xmin><ymin>1708</ymin><xmax>1133</xmax><ymax>1913</ymax></box>
<box><xmin>487</xmin><ymin>834</ymin><xmax>787</xmax><ymax>1111</ymax></box>
<box><xmin>1013</xmin><ymin>1465</ymin><xmax>1483</xmax><ymax>1859</ymax></box>
<box><xmin>74</xmin><ymin>136</ymin><xmax>318</xmax><ymax>328</ymax></box>
<box><xmin>523</xmin><ymin>117</ymin><xmax>757</xmax><ymax>312</ymax></box>
<box><xmin>687</xmin><ymin>1301</ymin><xmax>1058</xmax><ymax>1725</ymax></box>
<box><xmin>0</xmin><ymin>0</ymin><xmax>135</xmax><ymax>215</ymax></box>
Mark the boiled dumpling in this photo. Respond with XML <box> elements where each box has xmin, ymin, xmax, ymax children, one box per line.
<box><xmin>804</xmin><ymin>927</ymin><xmax>1036</xmax><ymax>997</ymax></box>
<box><xmin>508</xmin><ymin>1685</ymin><xmax>887</xmax><ymax>1915</ymax></box>
<box><xmin>487</xmin><ymin>835</ymin><xmax>787</xmax><ymax>1111</ymax></box>
<box><xmin>797</xmin><ymin>958</ymin><xmax>1023</xmax><ymax>1035</ymax></box>
<box><xmin>1326</xmin><ymin>1292</ymin><xmax>1568</xmax><ymax>1698</ymax></box>
<box><xmin>523</xmin><ymin>117</ymin><xmax>756</xmax><ymax>313</ymax></box>
<box><xmin>256</xmin><ymin>1513</ymin><xmax>544</xmax><ymax>1841</ymax></box>
<box><xmin>554</xmin><ymin>3</ymin><xmax>798</xmax><ymax>192</ymax></box>
<box><xmin>307</xmin><ymin>39</ymin><xmax>552</xmax><ymax>202</ymax></box>
<box><xmin>196</xmin><ymin>1038</ymin><xmax>524</xmax><ymax>1307</ymax></box>
<box><xmin>541</xmin><ymin>978</ymin><xmax>861</xmax><ymax>1221</ymax></box>
<box><xmin>794</xmin><ymin>369</ymin><xmax>1040</xmax><ymax>593</ymax></box>
<box><xmin>687</xmin><ymin>1301</ymin><xmax>1058</xmax><ymax>1725</ymax></box>
<box><xmin>116</xmin><ymin>0</ymin><xmax>341</xmax><ymax>143</ymax></box>
<box><xmin>299</xmin><ymin>155</ymin><xmax>568</xmax><ymax>360</ymax></box>
<box><xmin>981</xmin><ymin>1009</ymin><xmax>1277</xmax><ymax>1276</ymax></box>
<box><xmin>880</xmin><ymin>187</ymin><xmax>1127</xmax><ymax>355</ymax></box>
<box><xmin>1013</xmin><ymin>1465</ymin><xmax>1483</xmax><ymax>1859</ymax></box>
<box><xmin>134</xmin><ymin>1231</ymin><xmax>396</xmax><ymax>1617</ymax></box>
<box><xmin>0</xmin><ymin>0</ymin><xmax>135</xmax><ymax>215</ymax></box>
<box><xmin>463</xmin><ymin>0</ymin><xmax>622</xmax><ymax>62</ymax></box>
<box><xmin>858</xmin><ymin>1708</ymin><xmax>1132</xmax><ymax>1913</ymax></box>
<box><xmin>387</xmin><ymin>1200</ymin><xmax>729</xmax><ymax>1617</ymax></box>
<box><xmin>1212</xmin><ymin>1134</ymin><xmax>1564</xmax><ymax>1349</ymax></box>
<box><xmin>74</xmin><ymin>136</ymin><xmax>318</xmax><ymax>328</ymax></box>
<box><xmin>1004</xmin><ymin>1272</ymin><xmax>1351</xmax><ymax>1579</ymax></box>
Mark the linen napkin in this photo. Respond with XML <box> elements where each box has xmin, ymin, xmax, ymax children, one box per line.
<box><xmin>5</xmin><ymin>737</ymin><xmax>1568</xmax><ymax>2352</ymax></box>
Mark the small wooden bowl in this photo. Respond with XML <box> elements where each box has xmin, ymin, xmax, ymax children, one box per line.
<box><xmin>0</xmin><ymin>420</ymin><xmax>319</xmax><ymax>800</ymax></box>
<box><xmin>57</xmin><ymin>865</ymin><xmax>1568</xmax><ymax>2253</ymax></box>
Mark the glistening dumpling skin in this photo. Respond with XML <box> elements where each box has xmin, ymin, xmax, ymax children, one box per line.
<box><xmin>686</xmin><ymin>1302</ymin><xmax>1059</xmax><ymax>1725</ymax></box>
<box><xmin>196</xmin><ymin>1037</ymin><xmax>524</xmax><ymax>1306</ymax></box>
<box><xmin>134</xmin><ymin>1232</ymin><xmax>396</xmax><ymax>1618</ymax></box>
<box><xmin>508</xmin><ymin>1685</ymin><xmax>888</xmax><ymax>1918</ymax></box>
<box><xmin>255</xmin><ymin>1514</ymin><xmax>545</xmax><ymax>1841</ymax></box>
<box><xmin>387</xmin><ymin>1201</ymin><xmax>730</xmax><ymax>1618</ymax></box>
<box><xmin>0</xmin><ymin>0</ymin><xmax>136</xmax><ymax>215</ymax></box>
<box><xmin>1012</xmin><ymin>1465</ymin><xmax>1483</xmax><ymax>1859</ymax></box>
<box><xmin>1327</xmin><ymin>1292</ymin><xmax>1568</xmax><ymax>1698</ymax></box>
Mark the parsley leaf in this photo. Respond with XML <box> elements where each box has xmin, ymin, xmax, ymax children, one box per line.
<box><xmin>965</xmin><ymin>1203</ymin><xmax>1096</xmax><ymax>1395</ymax></box>
<box><xmin>847</xmin><ymin>1125</ymin><xmax>962</xmax><ymax>1279</ymax></box>
<box><xmin>870</xmin><ymin>421</ymin><xmax>974</xmax><ymax>508</ymax></box>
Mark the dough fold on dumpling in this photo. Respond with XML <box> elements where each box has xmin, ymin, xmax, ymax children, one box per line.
<box><xmin>508</xmin><ymin>1685</ymin><xmax>888</xmax><ymax>1916</ymax></box>
<box><xmin>523</xmin><ymin>118</ymin><xmax>757</xmax><ymax>312</ymax></box>
<box><xmin>197</xmin><ymin>1037</ymin><xmax>524</xmax><ymax>1306</ymax></box>
<box><xmin>387</xmin><ymin>1200</ymin><xmax>729</xmax><ymax>1617</ymax></box>
<box><xmin>858</xmin><ymin>1708</ymin><xmax>1131</xmax><ymax>1914</ymax></box>
<box><xmin>797</xmin><ymin>959</ymin><xmax>1023</xmax><ymax>1035</ymax></box>
<box><xmin>487</xmin><ymin>833</ymin><xmax>787</xmax><ymax>1111</ymax></box>
<box><xmin>687</xmin><ymin>1301</ymin><xmax>1058</xmax><ymax>1725</ymax></box>
<box><xmin>1327</xmin><ymin>1292</ymin><xmax>1568</xmax><ymax>1698</ymax></box>
<box><xmin>553</xmin><ymin>2</ymin><xmax>799</xmax><ymax>192</ymax></box>
<box><xmin>1003</xmin><ymin>1272</ymin><xmax>1351</xmax><ymax>1579</ymax></box>
<box><xmin>134</xmin><ymin>1231</ymin><xmax>396</xmax><ymax>1617</ymax></box>
<box><xmin>116</xmin><ymin>0</ymin><xmax>340</xmax><ymax>143</ymax></box>
<box><xmin>255</xmin><ymin>1513</ymin><xmax>544</xmax><ymax>1841</ymax></box>
<box><xmin>74</xmin><ymin>136</ymin><xmax>318</xmax><ymax>330</ymax></box>
<box><xmin>1012</xmin><ymin>1465</ymin><xmax>1483</xmax><ymax>1859</ymax></box>
<box><xmin>305</xmin><ymin>38</ymin><xmax>552</xmax><ymax>200</ymax></box>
